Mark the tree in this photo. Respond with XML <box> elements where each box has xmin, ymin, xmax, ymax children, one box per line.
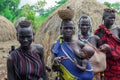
<box><xmin>0</xmin><ymin>0</ymin><xmax>20</xmax><ymax>21</ymax></box>
<box><xmin>20</xmin><ymin>4</ymin><xmax>37</xmax><ymax>31</ymax></box>
<box><xmin>33</xmin><ymin>0</ymin><xmax>47</xmax><ymax>16</ymax></box>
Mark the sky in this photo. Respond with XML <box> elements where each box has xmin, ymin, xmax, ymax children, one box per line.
<box><xmin>19</xmin><ymin>0</ymin><xmax>120</xmax><ymax>9</ymax></box>
<box><xmin>19</xmin><ymin>0</ymin><xmax>59</xmax><ymax>9</ymax></box>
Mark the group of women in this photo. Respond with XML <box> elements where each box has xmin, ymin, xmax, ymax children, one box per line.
<box><xmin>7</xmin><ymin>7</ymin><xmax>120</xmax><ymax>80</ymax></box>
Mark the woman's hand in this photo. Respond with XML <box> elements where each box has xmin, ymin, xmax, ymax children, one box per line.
<box><xmin>52</xmin><ymin>56</ymin><xmax>68</xmax><ymax>71</ymax></box>
<box><xmin>54</xmin><ymin>56</ymin><xmax>68</xmax><ymax>63</ymax></box>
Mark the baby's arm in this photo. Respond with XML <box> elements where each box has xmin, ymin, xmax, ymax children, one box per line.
<box><xmin>73</xmin><ymin>58</ymin><xmax>87</xmax><ymax>71</ymax></box>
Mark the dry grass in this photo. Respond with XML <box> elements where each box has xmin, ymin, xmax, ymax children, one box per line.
<box><xmin>0</xmin><ymin>15</ymin><xmax>16</xmax><ymax>42</ymax></box>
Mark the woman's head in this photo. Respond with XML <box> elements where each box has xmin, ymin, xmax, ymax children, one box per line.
<box><xmin>16</xmin><ymin>20</ymin><xmax>34</xmax><ymax>48</ymax></box>
<box><xmin>78</xmin><ymin>15</ymin><xmax>92</xmax><ymax>36</ymax></box>
<box><xmin>102</xmin><ymin>8</ymin><xmax>116</xmax><ymax>29</ymax></box>
<box><xmin>60</xmin><ymin>20</ymin><xmax>75</xmax><ymax>39</ymax></box>
<box><xmin>58</xmin><ymin>7</ymin><xmax>75</xmax><ymax>41</ymax></box>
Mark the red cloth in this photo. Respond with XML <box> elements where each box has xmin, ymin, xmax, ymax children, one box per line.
<box><xmin>94</xmin><ymin>24</ymin><xmax>120</xmax><ymax>80</ymax></box>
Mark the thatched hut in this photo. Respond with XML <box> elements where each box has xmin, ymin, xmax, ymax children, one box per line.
<box><xmin>0</xmin><ymin>15</ymin><xmax>16</xmax><ymax>42</ymax></box>
<box><xmin>35</xmin><ymin>0</ymin><xmax>120</xmax><ymax>67</ymax></box>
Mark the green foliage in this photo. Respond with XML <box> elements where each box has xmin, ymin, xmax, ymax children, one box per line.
<box><xmin>0</xmin><ymin>0</ymin><xmax>68</xmax><ymax>32</ymax></box>
<box><xmin>55</xmin><ymin>0</ymin><xmax>68</xmax><ymax>6</ymax></box>
<box><xmin>104</xmin><ymin>2</ymin><xmax>120</xmax><ymax>15</ymax></box>
<box><xmin>20</xmin><ymin>3</ymin><xmax>47</xmax><ymax>32</ymax></box>
<box><xmin>111</xmin><ymin>3</ymin><xmax>120</xmax><ymax>14</ymax></box>
<box><xmin>104</xmin><ymin>2</ymin><xmax>111</xmax><ymax>8</ymax></box>
<box><xmin>20</xmin><ymin>4</ymin><xmax>36</xmax><ymax>32</ymax></box>
<box><xmin>33</xmin><ymin>0</ymin><xmax>47</xmax><ymax>16</ymax></box>
<box><xmin>0</xmin><ymin>0</ymin><xmax>20</xmax><ymax>22</ymax></box>
<box><xmin>2</xmin><ymin>8</ymin><xmax>13</xmax><ymax>21</ymax></box>
<box><xmin>35</xmin><ymin>16</ymin><xmax>46</xmax><ymax>30</ymax></box>
<box><xmin>21</xmin><ymin>0</ymin><xmax>68</xmax><ymax>32</ymax></box>
<box><xmin>28</xmin><ymin>0</ymin><xmax>68</xmax><ymax>32</ymax></box>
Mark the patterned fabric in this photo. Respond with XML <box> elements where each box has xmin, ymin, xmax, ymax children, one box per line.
<box><xmin>52</xmin><ymin>40</ymin><xmax>94</xmax><ymax>80</ymax></box>
<box><xmin>10</xmin><ymin>48</ymin><xmax>43</xmax><ymax>80</ymax></box>
<box><xmin>94</xmin><ymin>24</ymin><xmax>120</xmax><ymax>80</ymax></box>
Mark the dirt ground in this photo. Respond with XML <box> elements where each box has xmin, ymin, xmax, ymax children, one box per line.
<box><xmin>0</xmin><ymin>40</ymin><xmax>19</xmax><ymax>80</ymax></box>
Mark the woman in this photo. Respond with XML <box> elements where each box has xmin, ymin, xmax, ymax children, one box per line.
<box><xmin>78</xmin><ymin>15</ymin><xmax>107</xmax><ymax>80</ymax></box>
<box><xmin>51</xmin><ymin>7</ymin><xmax>94</xmax><ymax>80</ymax></box>
<box><xmin>7</xmin><ymin>20</ymin><xmax>48</xmax><ymax>80</ymax></box>
<box><xmin>94</xmin><ymin>8</ymin><xmax>120</xmax><ymax>80</ymax></box>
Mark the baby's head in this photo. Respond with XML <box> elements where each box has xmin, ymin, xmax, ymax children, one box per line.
<box><xmin>79</xmin><ymin>46</ymin><xmax>95</xmax><ymax>59</ymax></box>
<box><xmin>99</xmin><ymin>44</ymin><xmax>110</xmax><ymax>53</ymax></box>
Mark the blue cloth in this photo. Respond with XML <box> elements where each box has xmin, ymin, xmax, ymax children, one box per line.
<box><xmin>52</xmin><ymin>40</ymin><xmax>94</xmax><ymax>80</ymax></box>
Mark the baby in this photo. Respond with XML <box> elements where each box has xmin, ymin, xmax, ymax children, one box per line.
<box><xmin>99</xmin><ymin>44</ymin><xmax>110</xmax><ymax>54</ymax></box>
<box><xmin>73</xmin><ymin>46</ymin><xmax>95</xmax><ymax>71</ymax></box>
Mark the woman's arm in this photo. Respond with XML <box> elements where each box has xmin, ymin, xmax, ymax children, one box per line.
<box><xmin>7</xmin><ymin>56</ymin><xmax>15</xmax><ymax>80</ymax></box>
<box><xmin>36</xmin><ymin>44</ymin><xmax>48</xmax><ymax>80</ymax></box>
